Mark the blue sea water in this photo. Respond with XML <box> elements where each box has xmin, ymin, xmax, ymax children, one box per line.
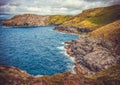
<box><xmin>0</xmin><ymin>15</ymin><xmax>78</xmax><ymax>76</ymax></box>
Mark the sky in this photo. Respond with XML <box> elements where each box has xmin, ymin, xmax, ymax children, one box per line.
<box><xmin>0</xmin><ymin>0</ymin><xmax>120</xmax><ymax>15</ymax></box>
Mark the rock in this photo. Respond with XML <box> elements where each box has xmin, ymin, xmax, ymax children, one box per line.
<box><xmin>65</xmin><ymin>35</ymin><xmax>120</xmax><ymax>74</ymax></box>
<box><xmin>2</xmin><ymin>14</ymin><xmax>49</xmax><ymax>27</ymax></box>
<box><xmin>65</xmin><ymin>41</ymin><xmax>72</xmax><ymax>44</ymax></box>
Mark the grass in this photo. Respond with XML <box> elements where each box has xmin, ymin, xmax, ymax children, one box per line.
<box><xmin>85</xmin><ymin>64</ymin><xmax>120</xmax><ymax>85</ymax></box>
<box><xmin>60</xmin><ymin>5</ymin><xmax>120</xmax><ymax>30</ymax></box>
<box><xmin>46</xmin><ymin>15</ymin><xmax>71</xmax><ymax>25</ymax></box>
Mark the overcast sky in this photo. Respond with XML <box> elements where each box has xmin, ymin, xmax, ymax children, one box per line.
<box><xmin>0</xmin><ymin>0</ymin><xmax>120</xmax><ymax>15</ymax></box>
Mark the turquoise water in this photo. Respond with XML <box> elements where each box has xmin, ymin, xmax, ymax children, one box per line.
<box><xmin>0</xmin><ymin>15</ymin><xmax>78</xmax><ymax>76</ymax></box>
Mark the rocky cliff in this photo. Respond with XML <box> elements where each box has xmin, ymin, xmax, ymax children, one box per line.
<box><xmin>65</xmin><ymin>20</ymin><xmax>120</xmax><ymax>75</ymax></box>
<box><xmin>2</xmin><ymin>14</ymin><xmax>49</xmax><ymax>27</ymax></box>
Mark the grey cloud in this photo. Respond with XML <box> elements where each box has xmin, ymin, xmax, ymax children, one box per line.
<box><xmin>0</xmin><ymin>0</ymin><xmax>11</xmax><ymax>6</ymax></box>
<box><xmin>86</xmin><ymin>0</ymin><xmax>120</xmax><ymax>4</ymax></box>
<box><xmin>0</xmin><ymin>0</ymin><xmax>120</xmax><ymax>15</ymax></box>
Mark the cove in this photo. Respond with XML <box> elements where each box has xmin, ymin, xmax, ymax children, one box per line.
<box><xmin>0</xmin><ymin>15</ymin><xmax>78</xmax><ymax>76</ymax></box>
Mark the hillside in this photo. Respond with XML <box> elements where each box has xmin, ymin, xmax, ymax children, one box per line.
<box><xmin>55</xmin><ymin>5</ymin><xmax>120</xmax><ymax>33</ymax></box>
<box><xmin>45</xmin><ymin>15</ymin><xmax>71</xmax><ymax>25</ymax></box>
<box><xmin>2</xmin><ymin>5</ymin><xmax>120</xmax><ymax>31</ymax></box>
<box><xmin>2</xmin><ymin>14</ymin><xmax>49</xmax><ymax>27</ymax></box>
<box><xmin>2</xmin><ymin>14</ymin><xmax>70</xmax><ymax>27</ymax></box>
<box><xmin>90</xmin><ymin>20</ymin><xmax>120</xmax><ymax>54</ymax></box>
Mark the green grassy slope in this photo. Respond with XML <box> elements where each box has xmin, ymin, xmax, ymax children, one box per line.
<box><xmin>46</xmin><ymin>15</ymin><xmax>72</xmax><ymax>25</ymax></box>
<box><xmin>53</xmin><ymin>5</ymin><xmax>120</xmax><ymax>30</ymax></box>
<box><xmin>85</xmin><ymin>64</ymin><xmax>120</xmax><ymax>85</ymax></box>
<box><xmin>90</xmin><ymin>19</ymin><xmax>120</xmax><ymax>54</ymax></box>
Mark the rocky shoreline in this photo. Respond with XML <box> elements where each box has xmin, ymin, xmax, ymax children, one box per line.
<box><xmin>54</xmin><ymin>25</ymin><xmax>91</xmax><ymax>34</ymax></box>
<box><xmin>64</xmin><ymin>35</ymin><xmax>120</xmax><ymax>75</ymax></box>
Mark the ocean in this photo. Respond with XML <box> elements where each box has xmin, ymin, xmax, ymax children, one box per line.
<box><xmin>0</xmin><ymin>14</ymin><xmax>78</xmax><ymax>76</ymax></box>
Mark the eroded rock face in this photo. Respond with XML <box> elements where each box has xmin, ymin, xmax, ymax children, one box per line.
<box><xmin>65</xmin><ymin>36</ymin><xmax>120</xmax><ymax>74</ymax></box>
<box><xmin>54</xmin><ymin>25</ymin><xmax>91</xmax><ymax>34</ymax></box>
<box><xmin>2</xmin><ymin>14</ymin><xmax>49</xmax><ymax>27</ymax></box>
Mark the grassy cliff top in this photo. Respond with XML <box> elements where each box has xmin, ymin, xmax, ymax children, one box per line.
<box><xmin>90</xmin><ymin>20</ymin><xmax>120</xmax><ymax>42</ymax></box>
<box><xmin>60</xmin><ymin>5</ymin><xmax>120</xmax><ymax>30</ymax></box>
<box><xmin>45</xmin><ymin>14</ymin><xmax>72</xmax><ymax>25</ymax></box>
<box><xmin>90</xmin><ymin>19</ymin><xmax>120</xmax><ymax>54</ymax></box>
<box><xmin>85</xmin><ymin>64</ymin><xmax>120</xmax><ymax>85</ymax></box>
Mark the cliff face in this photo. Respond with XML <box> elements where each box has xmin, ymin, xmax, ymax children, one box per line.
<box><xmin>65</xmin><ymin>20</ymin><xmax>120</xmax><ymax>75</ymax></box>
<box><xmin>90</xmin><ymin>20</ymin><xmax>120</xmax><ymax>55</ymax></box>
<box><xmin>2</xmin><ymin>14</ymin><xmax>49</xmax><ymax>27</ymax></box>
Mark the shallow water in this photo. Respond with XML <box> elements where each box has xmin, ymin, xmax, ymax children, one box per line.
<box><xmin>0</xmin><ymin>15</ymin><xmax>78</xmax><ymax>76</ymax></box>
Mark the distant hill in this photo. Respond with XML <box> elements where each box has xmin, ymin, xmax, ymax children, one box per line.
<box><xmin>3</xmin><ymin>5</ymin><xmax>120</xmax><ymax>31</ymax></box>
<box><xmin>45</xmin><ymin>15</ymin><xmax>72</xmax><ymax>25</ymax></box>
<box><xmin>2</xmin><ymin>14</ymin><xmax>49</xmax><ymax>27</ymax></box>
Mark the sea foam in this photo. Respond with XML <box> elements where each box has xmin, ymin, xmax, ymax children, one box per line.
<box><xmin>57</xmin><ymin>46</ymin><xmax>65</xmax><ymax>50</ymax></box>
<box><xmin>57</xmin><ymin>45</ymin><xmax>76</xmax><ymax>74</ymax></box>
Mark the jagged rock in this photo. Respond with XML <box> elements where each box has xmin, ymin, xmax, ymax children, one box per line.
<box><xmin>65</xmin><ymin>34</ymin><xmax>120</xmax><ymax>74</ymax></box>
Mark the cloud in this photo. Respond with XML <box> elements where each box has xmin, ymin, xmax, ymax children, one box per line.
<box><xmin>0</xmin><ymin>0</ymin><xmax>11</xmax><ymax>6</ymax></box>
<box><xmin>0</xmin><ymin>0</ymin><xmax>120</xmax><ymax>15</ymax></box>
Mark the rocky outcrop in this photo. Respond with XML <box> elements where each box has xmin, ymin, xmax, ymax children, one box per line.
<box><xmin>90</xmin><ymin>20</ymin><xmax>120</xmax><ymax>55</ymax></box>
<box><xmin>2</xmin><ymin>14</ymin><xmax>49</xmax><ymax>27</ymax></box>
<box><xmin>54</xmin><ymin>25</ymin><xmax>91</xmax><ymax>34</ymax></box>
<box><xmin>65</xmin><ymin>36</ymin><xmax>120</xmax><ymax>75</ymax></box>
<box><xmin>64</xmin><ymin>20</ymin><xmax>120</xmax><ymax>75</ymax></box>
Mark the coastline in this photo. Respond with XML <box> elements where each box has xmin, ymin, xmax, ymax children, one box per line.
<box><xmin>1</xmin><ymin>4</ymin><xmax>120</xmax><ymax>85</ymax></box>
<box><xmin>55</xmin><ymin>28</ymin><xmax>90</xmax><ymax>75</ymax></box>
<box><xmin>57</xmin><ymin>42</ymin><xmax>76</xmax><ymax>74</ymax></box>
<box><xmin>1</xmin><ymin>21</ymin><xmax>120</xmax><ymax>85</ymax></box>
<box><xmin>63</xmin><ymin>35</ymin><xmax>120</xmax><ymax>75</ymax></box>
<box><xmin>63</xmin><ymin>44</ymin><xmax>76</xmax><ymax>74</ymax></box>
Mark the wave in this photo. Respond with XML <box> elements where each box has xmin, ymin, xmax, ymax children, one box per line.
<box><xmin>61</xmin><ymin>42</ymin><xmax>65</xmax><ymax>45</ymax></box>
<box><xmin>34</xmin><ymin>75</ymin><xmax>43</xmax><ymax>77</ymax></box>
<box><xmin>58</xmin><ymin>45</ymin><xmax>76</xmax><ymax>74</ymax></box>
<box><xmin>57</xmin><ymin>46</ymin><xmax>65</xmax><ymax>50</ymax></box>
